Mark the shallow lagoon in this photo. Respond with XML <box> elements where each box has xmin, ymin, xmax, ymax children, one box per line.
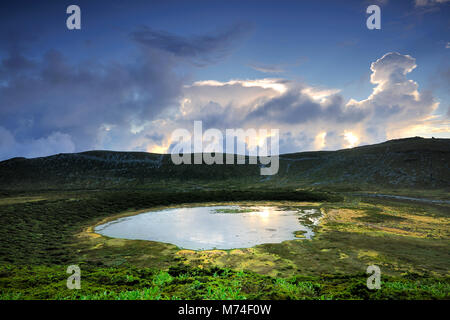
<box><xmin>95</xmin><ymin>205</ymin><xmax>321</xmax><ymax>250</ymax></box>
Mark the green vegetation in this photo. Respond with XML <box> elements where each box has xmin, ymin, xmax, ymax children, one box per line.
<box><xmin>0</xmin><ymin>188</ymin><xmax>448</xmax><ymax>300</ymax></box>
<box><xmin>0</xmin><ymin>264</ymin><xmax>448</xmax><ymax>300</ymax></box>
<box><xmin>0</xmin><ymin>137</ymin><xmax>448</xmax><ymax>300</ymax></box>
<box><xmin>213</xmin><ymin>208</ymin><xmax>258</xmax><ymax>214</ymax></box>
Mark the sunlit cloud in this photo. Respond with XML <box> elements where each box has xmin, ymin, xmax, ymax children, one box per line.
<box><xmin>191</xmin><ymin>78</ymin><xmax>288</xmax><ymax>94</ymax></box>
<box><xmin>300</xmin><ymin>87</ymin><xmax>341</xmax><ymax>103</ymax></box>
<box><xmin>135</xmin><ymin>52</ymin><xmax>442</xmax><ymax>155</ymax></box>
<box><xmin>343</xmin><ymin>131</ymin><xmax>359</xmax><ymax>148</ymax></box>
<box><xmin>147</xmin><ymin>144</ymin><xmax>170</xmax><ymax>154</ymax></box>
<box><xmin>314</xmin><ymin>132</ymin><xmax>327</xmax><ymax>150</ymax></box>
<box><xmin>0</xmin><ymin>46</ymin><xmax>445</xmax><ymax>160</ymax></box>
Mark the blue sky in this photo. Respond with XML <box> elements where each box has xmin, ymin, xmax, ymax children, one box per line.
<box><xmin>0</xmin><ymin>0</ymin><xmax>449</xmax><ymax>159</ymax></box>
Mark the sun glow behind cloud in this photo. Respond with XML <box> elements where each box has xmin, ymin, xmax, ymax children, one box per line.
<box><xmin>0</xmin><ymin>0</ymin><xmax>449</xmax><ymax>162</ymax></box>
<box><xmin>128</xmin><ymin>52</ymin><xmax>444</xmax><ymax>156</ymax></box>
<box><xmin>0</xmin><ymin>33</ymin><xmax>446</xmax><ymax>160</ymax></box>
<box><xmin>138</xmin><ymin>52</ymin><xmax>442</xmax><ymax>155</ymax></box>
<box><xmin>300</xmin><ymin>87</ymin><xmax>341</xmax><ymax>103</ymax></box>
<box><xmin>343</xmin><ymin>131</ymin><xmax>359</xmax><ymax>148</ymax></box>
<box><xmin>147</xmin><ymin>144</ymin><xmax>170</xmax><ymax>154</ymax></box>
<box><xmin>314</xmin><ymin>132</ymin><xmax>327</xmax><ymax>150</ymax></box>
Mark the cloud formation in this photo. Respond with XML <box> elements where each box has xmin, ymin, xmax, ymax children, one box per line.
<box><xmin>0</xmin><ymin>127</ymin><xmax>75</xmax><ymax>160</ymax></box>
<box><xmin>0</xmin><ymin>25</ymin><xmax>248</xmax><ymax>160</ymax></box>
<box><xmin>158</xmin><ymin>52</ymin><xmax>439</xmax><ymax>153</ymax></box>
<box><xmin>415</xmin><ymin>0</ymin><xmax>449</xmax><ymax>7</ymax></box>
<box><xmin>248</xmin><ymin>63</ymin><xmax>285</xmax><ymax>73</ymax></box>
<box><xmin>131</xmin><ymin>24</ymin><xmax>250</xmax><ymax>66</ymax></box>
<box><xmin>0</xmin><ymin>26</ymin><xmax>443</xmax><ymax>163</ymax></box>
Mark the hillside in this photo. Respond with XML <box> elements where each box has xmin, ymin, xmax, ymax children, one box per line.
<box><xmin>0</xmin><ymin>137</ymin><xmax>449</xmax><ymax>191</ymax></box>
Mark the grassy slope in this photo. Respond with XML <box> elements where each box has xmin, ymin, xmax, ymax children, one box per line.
<box><xmin>0</xmin><ymin>137</ymin><xmax>449</xmax><ymax>194</ymax></box>
<box><xmin>0</xmin><ymin>137</ymin><xmax>449</xmax><ymax>299</ymax></box>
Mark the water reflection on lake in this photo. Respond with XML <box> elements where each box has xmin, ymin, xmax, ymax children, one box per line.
<box><xmin>95</xmin><ymin>205</ymin><xmax>321</xmax><ymax>250</ymax></box>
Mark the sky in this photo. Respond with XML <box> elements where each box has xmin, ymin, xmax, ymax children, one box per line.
<box><xmin>0</xmin><ymin>0</ymin><xmax>449</xmax><ymax>160</ymax></box>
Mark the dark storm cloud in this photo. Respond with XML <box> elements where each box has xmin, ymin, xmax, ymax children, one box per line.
<box><xmin>0</xmin><ymin>30</ymin><xmax>37</xmax><ymax>78</ymax></box>
<box><xmin>130</xmin><ymin>24</ymin><xmax>251</xmax><ymax>66</ymax></box>
<box><xmin>0</xmin><ymin>45</ymin><xmax>180</xmax><ymax>139</ymax></box>
<box><xmin>0</xmin><ymin>52</ymin><xmax>35</xmax><ymax>78</ymax></box>
<box><xmin>0</xmin><ymin>24</ymin><xmax>247</xmax><ymax>160</ymax></box>
<box><xmin>245</xmin><ymin>89</ymin><xmax>367</xmax><ymax>125</ymax></box>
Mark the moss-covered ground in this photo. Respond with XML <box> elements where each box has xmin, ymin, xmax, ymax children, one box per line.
<box><xmin>0</xmin><ymin>189</ymin><xmax>448</xmax><ymax>299</ymax></box>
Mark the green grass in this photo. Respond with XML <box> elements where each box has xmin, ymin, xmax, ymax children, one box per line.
<box><xmin>0</xmin><ymin>264</ymin><xmax>448</xmax><ymax>300</ymax></box>
<box><xmin>0</xmin><ymin>187</ymin><xmax>448</xmax><ymax>300</ymax></box>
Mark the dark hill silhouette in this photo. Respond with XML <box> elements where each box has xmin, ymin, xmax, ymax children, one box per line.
<box><xmin>0</xmin><ymin>137</ymin><xmax>449</xmax><ymax>191</ymax></box>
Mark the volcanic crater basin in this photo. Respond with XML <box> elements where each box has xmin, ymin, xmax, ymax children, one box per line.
<box><xmin>94</xmin><ymin>205</ymin><xmax>321</xmax><ymax>250</ymax></box>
